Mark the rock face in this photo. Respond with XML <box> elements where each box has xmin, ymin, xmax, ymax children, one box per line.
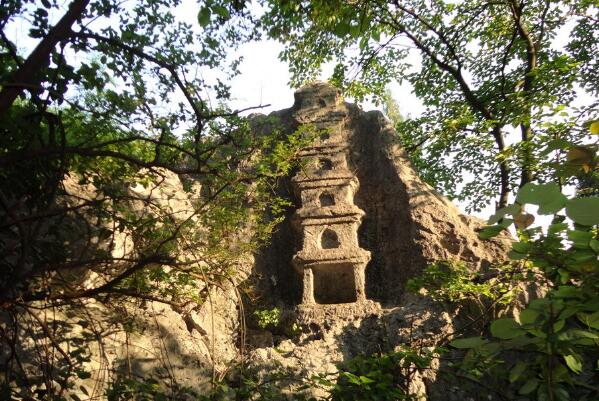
<box><xmin>247</xmin><ymin>82</ymin><xmax>511</xmax><ymax>399</ymax></box>
<box><xmin>0</xmin><ymin>170</ymin><xmax>242</xmax><ymax>399</ymax></box>
<box><xmin>254</xmin><ymin>82</ymin><xmax>509</xmax><ymax>308</ymax></box>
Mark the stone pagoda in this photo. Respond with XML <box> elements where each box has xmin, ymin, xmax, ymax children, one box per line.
<box><xmin>290</xmin><ymin>84</ymin><xmax>372</xmax><ymax>309</ymax></box>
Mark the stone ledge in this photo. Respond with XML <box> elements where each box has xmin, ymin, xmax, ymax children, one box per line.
<box><xmin>293</xmin><ymin>178</ymin><xmax>358</xmax><ymax>190</ymax></box>
<box><xmin>293</xmin><ymin>214</ymin><xmax>364</xmax><ymax>227</ymax></box>
<box><xmin>299</xmin><ymin>143</ymin><xmax>349</xmax><ymax>155</ymax></box>
<box><xmin>294</xmin><ymin>204</ymin><xmax>364</xmax><ymax>220</ymax></box>
<box><xmin>295</xmin><ymin>300</ymin><xmax>381</xmax><ymax>324</ymax></box>
<box><xmin>292</xmin><ymin>170</ymin><xmax>355</xmax><ymax>184</ymax></box>
<box><xmin>293</xmin><ymin>249</ymin><xmax>371</xmax><ymax>267</ymax></box>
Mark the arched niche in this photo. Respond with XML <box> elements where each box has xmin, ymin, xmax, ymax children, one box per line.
<box><xmin>321</xmin><ymin>228</ymin><xmax>340</xmax><ymax>249</ymax></box>
<box><xmin>318</xmin><ymin>158</ymin><xmax>333</xmax><ymax>171</ymax></box>
<box><xmin>319</xmin><ymin>193</ymin><xmax>335</xmax><ymax>207</ymax></box>
<box><xmin>320</xmin><ymin>131</ymin><xmax>330</xmax><ymax>141</ymax></box>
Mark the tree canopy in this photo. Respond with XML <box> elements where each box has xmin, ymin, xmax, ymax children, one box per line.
<box><xmin>261</xmin><ymin>0</ymin><xmax>599</xmax><ymax>211</ymax></box>
<box><xmin>0</xmin><ymin>1</ymin><xmax>309</xmax><ymax>395</ymax></box>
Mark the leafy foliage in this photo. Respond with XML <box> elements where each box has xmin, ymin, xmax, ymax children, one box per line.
<box><xmin>184</xmin><ymin>347</ymin><xmax>435</xmax><ymax>401</ymax></box>
<box><xmin>0</xmin><ymin>0</ymin><xmax>308</xmax><ymax>398</ymax></box>
<box><xmin>329</xmin><ymin>349</ymin><xmax>434</xmax><ymax>401</ymax></box>
<box><xmin>407</xmin><ymin>260</ymin><xmax>518</xmax><ymax>304</ymax></box>
<box><xmin>253</xmin><ymin>307</ymin><xmax>281</xmax><ymax>330</ymax></box>
<box><xmin>444</xmin><ymin>132</ymin><xmax>599</xmax><ymax>400</ymax></box>
<box><xmin>261</xmin><ymin>0</ymin><xmax>599</xmax><ymax>211</ymax></box>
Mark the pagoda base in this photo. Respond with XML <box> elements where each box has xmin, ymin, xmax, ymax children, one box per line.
<box><xmin>295</xmin><ymin>300</ymin><xmax>381</xmax><ymax>324</ymax></box>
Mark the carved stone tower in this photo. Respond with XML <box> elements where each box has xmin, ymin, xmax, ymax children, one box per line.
<box><xmin>290</xmin><ymin>84</ymin><xmax>371</xmax><ymax>308</ymax></box>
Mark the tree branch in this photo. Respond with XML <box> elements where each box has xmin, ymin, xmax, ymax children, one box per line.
<box><xmin>72</xmin><ymin>30</ymin><xmax>205</xmax><ymax>129</ymax></box>
<box><xmin>0</xmin><ymin>0</ymin><xmax>90</xmax><ymax>115</ymax></box>
<box><xmin>509</xmin><ymin>0</ymin><xmax>537</xmax><ymax>187</ymax></box>
<box><xmin>383</xmin><ymin>4</ymin><xmax>495</xmax><ymax>121</ymax></box>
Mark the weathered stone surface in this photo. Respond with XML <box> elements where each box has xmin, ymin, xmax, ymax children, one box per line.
<box><xmin>0</xmin><ymin>169</ymin><xmax>241</xmax><ymax>399</ymax></box>
<box><xmin>247</xmin><ymin>82</ymin><xmax>511</xmax><ymax>399</ymax></box>
<box><xmin>254</xmin><ymin>82</ymin><xmax>509</xmax><ymax>306</ymax></box>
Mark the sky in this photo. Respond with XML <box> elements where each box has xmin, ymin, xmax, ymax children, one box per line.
<box><xmin>226</xmin><ymin>39</ymin><xmax>424</xmax><ymax>119</ymax></box>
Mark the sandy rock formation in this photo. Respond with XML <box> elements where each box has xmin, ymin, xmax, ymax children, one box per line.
<box><xmin>1</xmin><ymin>170</ymin><xmax>242</xmax><ymax>399</ymax></box>
<box><xmin>247</xmin><ymin>82</ymin><xmax>511</xmax><ymax>399</ymax></box>
<box><xmin>289</xmin><ymin>85</ymin><xmax>379</xmax><ymax>318</ymax></box>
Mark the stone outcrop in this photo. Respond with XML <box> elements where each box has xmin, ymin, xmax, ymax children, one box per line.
<box><xmin>0</xmin><ymin>170</ymin><xmax>243</xmax><ymax>399</ymax></box>
<box><xmin>247</xmin><ymin>82</ymin><xmax>511</xmax><ymax>399</ymax></box>
<box><xmin>254</xmin><ymin>82</ymin><xmax>510</xmax><ymax>309</ymax></box>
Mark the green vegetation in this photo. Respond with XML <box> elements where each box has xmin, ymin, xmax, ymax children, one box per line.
<box><xmin>446</xmin><ymin>139</ymin><xmax>599</xmax><ymax>401</ymax></box>
<box><xmin>328</xmin><ymin>349</ymin><xmax>434</xmax><ymax>401</ymax></box>
<box><xmin>253</xmin><ymin>307</ymin><xmax>281</xmax><ymax>330</ymax></box>
<box><xmin>0</xmin><ymin>0</ymin><xmax>307</xmax><ymax>398</ymax></box>
<box><xmin>261</xmin><ymin>0</ymin><xmax>598</xmax><ymax>211</ymax></box>
<box><xmin>1</xmin><ymin>0</ymin><xmax>598</xmax><ymax>400</ymax></box>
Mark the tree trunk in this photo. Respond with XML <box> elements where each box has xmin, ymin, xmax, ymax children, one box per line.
<box><xmin>0</xmin><ymin>0</ymin><xmax>89</xmax><ymax>115</ymax></box>
<box><xmin>493</xmin><ymin>126</ymin><xmax>511</xmax><ymax>209</ymax></box>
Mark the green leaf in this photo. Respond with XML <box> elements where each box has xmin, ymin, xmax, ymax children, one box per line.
<box><xmin>552</xmin><ymin>285</ymin><xmax>582</xmax><ymax>299</ymax></box>
<box><xmin>512</xmin><ymin>241</ymin><xmax>531</xmax><ymax>253</ymax></box>
<box><xmin>548</xmin><ymin>222</ymin><xmax>568</xmax><ymax>235</ymax></box>
<box><xmin>488</xmin><ymin>204</ymin><xmax>520</xmax><ymax>224</ymax></box>
<box><xmin>563</xmin><ymin>354</ymin><xmax>583</xmax><ymax>374</ymax></box>
<box><xmin>577</xmin><ymin>311</ymin><xmax>599</xmax><ymax>329</ymax></box>
<box><xmin>509</xmin><ymin>361</ymin><xmax>527</xmax><ymax>383</ymax></box>
<box><xmin>371</xmin><ymin>29</ymin><xmax>381</xmax><ymax>42</ymax></box>
<box><xmin>566</xmin><ymin>197</ymin><xmax>599</xmax><ymax>226</ymax></box>
<box><xmin>516</xmin><ymin>183</ymin><xmax>567</xmax><ymax>214</ymax></box>
<box><xmin>478</xmin><ymin>342</ymin><xmax>502</xmax><ymax>355</ymax></box>
<box><xmin>491</xmin><ymin>318</ymin><xmax>525</xmax><ymax>339</ymax></box>
<box><xmin>478</xmin><ymin>220</ymin><xmax>511</xmax><ymax>239</ymax></box>
<box><xmin>568</xmin><ymin>329</ymin><xmax>599</xmax><ymax>339</ymax></box>
<box><xmin>518</xmin><ymin>378</ymin><xmax>538</xmax><ymax>395</ymax></box>
<box><xmin>519</xmin><ymin>308</ymin><xmax>540</xmax><ymax>325</ymax></box>
<box><xmin>553</xmin><ymin>386</ymin><xmax>571</xmax><ymax>401</ymax></box>
<box><xmin>212</xmin><ymin>5</ymin><xmax>230</xmax><ymax>19</ymax></box>
<box><xmin>198</xmin><ymin>7</ymin><xmax>211</xmax><ymax>27</ymax></box>
<box><xmin>557</xmin><ymin>268</ymin><xmax>570</xmax><ymax>284</ymax></box>
<box><xmin>571</xmin><ymin>249</ymin><xmax>596</xmax><ymax>262</ymax></box>
<box><xmin>541</xmin><ymin>138</ymin><xmax>572</xmax><ymax>156</ymax></box>
<box><xmin>508</xmin><ymin>250</ymin><xmax>527</xmax><ymax>260</ymax></box>
<box><xmin>450</xmin><ymin>337</ymin><xmax>488</xmax><ymax>349</ymax></box>
<box><xmin>334</xmin><ymin>21</ymin><xmax>351</xmax><ymax>37</ymax></box>
<box><xmin>568</xmin><ymin>230</ymin><xmax>593</xmax><ymax>249</ymax></box>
